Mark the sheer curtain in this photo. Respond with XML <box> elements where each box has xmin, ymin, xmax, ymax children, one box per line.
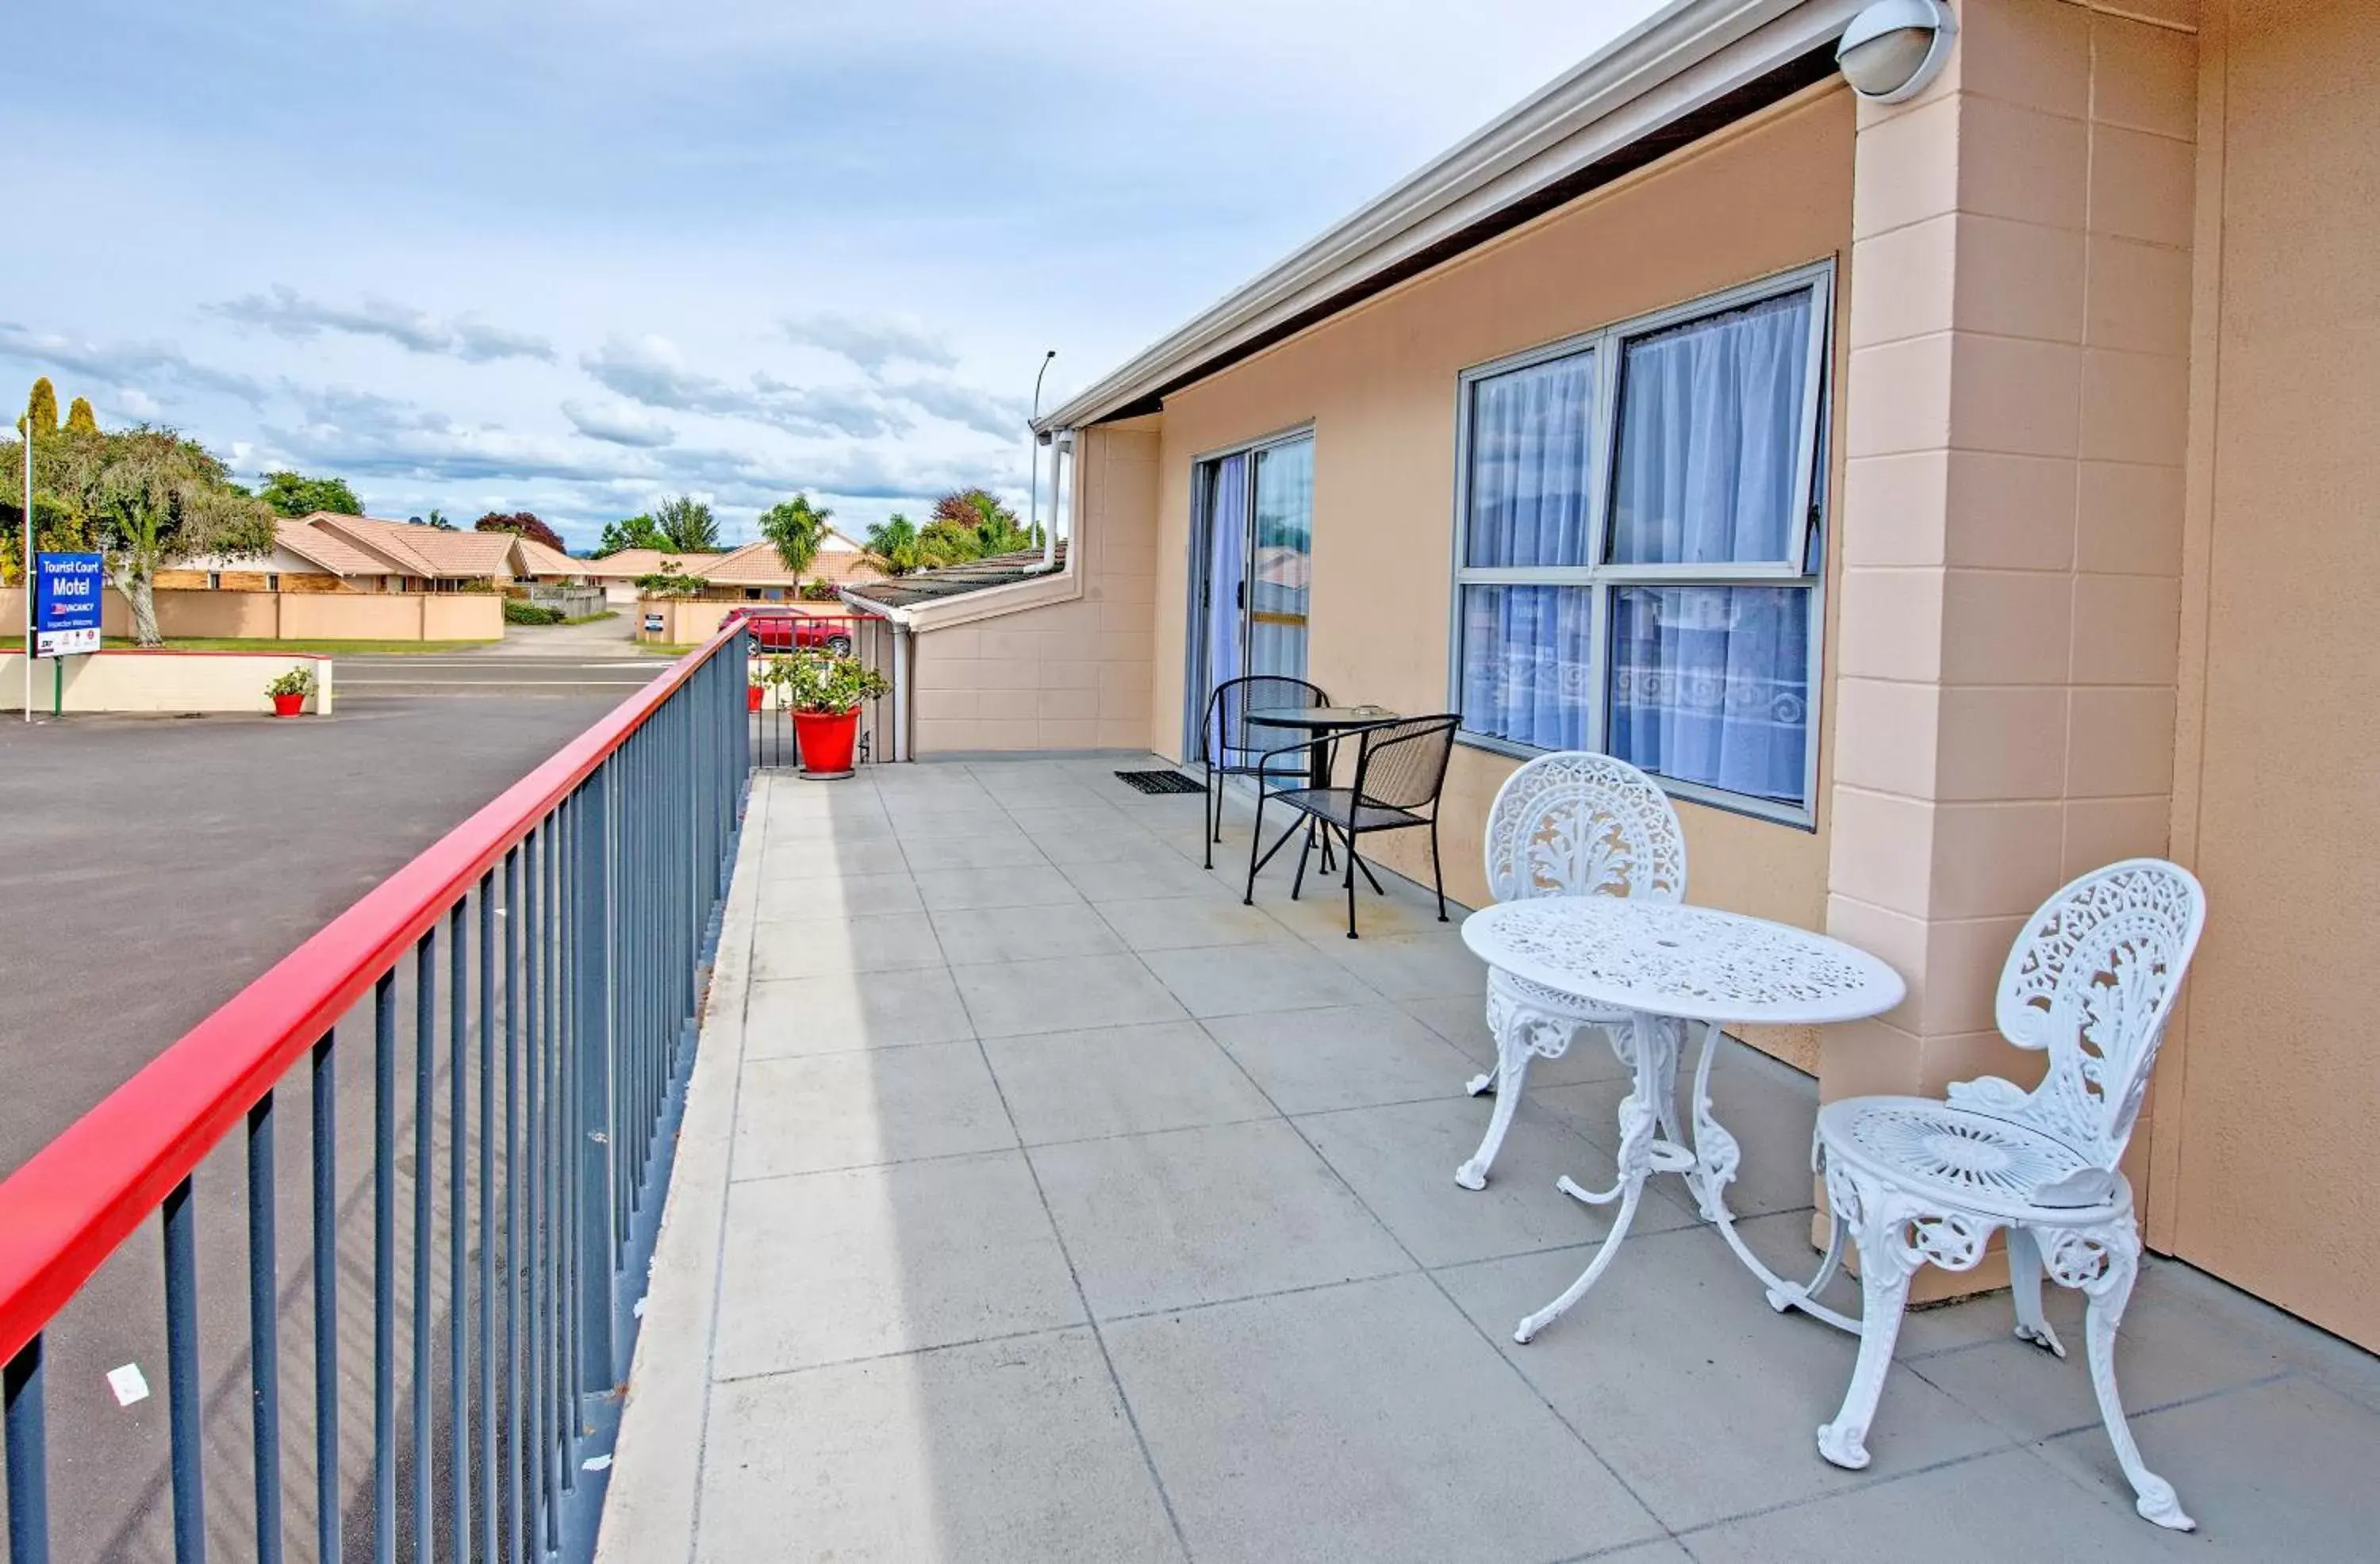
<box><xmin>1607</xmin><ymin>585</ymin><xmax>1808</xmax><ymax>802</ymax></box>
<box><xmin>1459</xmin><ymin>352</ymin><xmax>1594</xmax><ymax>747</ymax></box>
<box><xmin>1465</xmin><ymin>352</ymin><xmax>1593</xmax><ymax>567</ymax></box>
<box><xmin>1461</xmin><ymin>585</ymin><xmax>1592</xmax><ymax>750</ymax></box>
<box><xmin>1609</xmin><ymin>289</ymin><xmax>1810</xmax><ymax>565</ymax></box>
<box><xmin>1203</xmin><ymin>452</ymin><xmax>1249</xmax><ymax>722</ymax></box>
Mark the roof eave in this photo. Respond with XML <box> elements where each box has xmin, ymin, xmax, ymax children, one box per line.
<box><xmin>1034</xmin><ymin>0</ymin><xmax>1856</xmax><ymax>434</ymax></box>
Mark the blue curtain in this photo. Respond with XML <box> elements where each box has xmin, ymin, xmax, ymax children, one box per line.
<box><xmin>1203</xmin><ymin>452</ymin><xmax>1249</xmax><ymax>720</ymax></box>
<box><xmin>1607</xmin><ymin>585</ymin><xmax>1808</xmax><ymax>803</ymax></box>
<box><xmin>1609</xmin><ymin>290</ymin><xmax>1810</xmax><ymax>565</ymax></box>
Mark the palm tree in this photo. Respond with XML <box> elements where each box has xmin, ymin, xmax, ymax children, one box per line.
<box><xmin>863</xmin><ymin>513</ymin><xmax>920</xmax><ymax>576</ymax></box>
<box><xmin>758</xmin><ymin>493</ymin><xmax>832</xmax><ymax>576</ymax></box>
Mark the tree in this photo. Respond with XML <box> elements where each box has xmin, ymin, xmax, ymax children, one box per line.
<box><xmin>25</xmin><ymin>425</ymin><xmax>275</xmax><ymax>645</ymax></box>
<box><xmin>475</xmin><ymin>511</ymin><xmax>566</xmax><ymax>551</ymax></box>
<box><xmin>18</xmin><ymin>378</ymin><xmax>59</xmax><ymax>439</ymax></box>
<box><xmin>424</xmin><ymin>508</ymin><xmax>455</xmax><ymax>531</ymax></box>
<box><xmin>597</xmin><ymin>513</ymin><xmax>666</xmax><ymax>556</ymax></box>
<box><xmin>63</xmin><ymin>397</ymin><xmax>98</xmax><ymax>436</ymax></box>
<box><xmin>258</xmin><ymin>470</ymin><xmax>364</xmax><ymax>517</ymax></box>
<box><xmin>757</xmin><ymin>493</ymin><xmax>831</xmax><ymax>577</ymax></box>
<box><xmin>863</xmin><ymin>514</ymin><xmax>919</xmax><ymax>576</ymax></box>
<box><xmin>916</xmin><ymin>519</ymin><xmax>982</xmax><ymax>569</ymax></box>
<box><xmin>652</xmin><ymin>494</ymin><xmax>719</xmax><ymax>553</ymax></box>
<box><xmin>929</xmin><ymin>486</ymin><xmax>1039</xmax><ymax>558</ymax></box>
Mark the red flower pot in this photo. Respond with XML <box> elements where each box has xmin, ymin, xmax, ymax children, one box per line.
<box><xmin>747</xmin><ymin>684</ymin><xmax>766</xmax><ymax>712</ymax></box>
<box><xmin>792</xmin><ymin>707</ymin><xmax>859</xmax><ymax>776</ymax></box>
<box><xmin>272</xmin><ymin>692</ymin><xmax>306</xmax><ymax>717</ymax></box>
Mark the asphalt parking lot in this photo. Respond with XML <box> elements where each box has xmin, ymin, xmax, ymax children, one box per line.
<box><xmin>0</xmin><ymin>649</ymin><xmax>670</xmax><ymax>1560</ymax></box>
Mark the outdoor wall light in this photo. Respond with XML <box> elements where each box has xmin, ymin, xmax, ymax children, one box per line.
<box><xmin>1837</xmin><ymin>0</ymin><xmax>1956</xmax><ymax>104</ymax></box>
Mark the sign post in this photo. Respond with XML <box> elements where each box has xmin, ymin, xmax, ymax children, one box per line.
<box><xmin>33</xmin><ymin>554</ymin><xmax>103</xmax><ymax>718</ymax></box>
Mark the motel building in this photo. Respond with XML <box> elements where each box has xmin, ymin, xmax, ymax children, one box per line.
<box><xmin>878</xmin><ymin>0</ymin><xmax>2380</xmax><ymax>1345</ymax></box>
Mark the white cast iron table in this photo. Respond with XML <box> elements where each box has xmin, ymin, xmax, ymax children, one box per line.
<box><xmin>1460</xmin><ymin>898</ymin><xmax>1905</xmax><ymax>1344</ymax></box>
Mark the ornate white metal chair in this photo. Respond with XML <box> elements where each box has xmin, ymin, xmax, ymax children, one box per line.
<box><xmin>1810</xmin><ymin>859</ymin><xmax>2207</xmax><ymax>1530</ymax></box>
<box><xmin>1456</xmin><ymin>752</ymin><xmax>1686</xmax><ymax>1190</ymax></box>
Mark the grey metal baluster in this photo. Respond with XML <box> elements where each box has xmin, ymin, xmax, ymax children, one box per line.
<box><xmin>449</xmin><ymin>902</ymin><xmax>467</xmax><ymax>1564</ymax></box>
<box><xmin>372</xmin><ymin>972</ymin><xmax>396</xmax><ymax>1564</ymax></box>
<box><xmin>310</xmin><ymin>1033</ymin><xmax>340</xmax><ymax>1564</ymax></box>
<box><xmin>526</xmin><ymin>826</ymin><xmax>549</xmax><ymax>1554</ymax></box>
<box><xmin>575</xmin><ymin>763</ymin><xmax>616</xmax><ymax>1394</ymax></box>
<box><xmin>410</xmin><ymin>933</ymin><xmax>433</xmax><ymax>1564</ymax></box>
<box><xmin>478</xmin><ymin>873</ymin><xmax>497</xmax><ymax>1562</ymax></box>
<box><xmin>5</xmin><ymin>1336</ymin><xmax>48</xmax><ymax>1564</ymax></box>
<box><xmin>163</xmin><ymin>1176</ymin><xmax>205</xmax><ymax>1563</ymax></box>
<box><xmin>505</xmin><ymin>845</ymin><xmax>523</xmax><ymax>1563</ymax></box>
<box><xmin>247</xmin><ymin>1093</ymin><xmax>283</xmax><ymax>1564</ymax></box>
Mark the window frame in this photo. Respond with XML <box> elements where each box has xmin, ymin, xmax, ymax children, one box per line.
<box><xmin>1445</xmin><ymin>259</ymin><xmax>1835</xmax><ymax>828</ymax></box>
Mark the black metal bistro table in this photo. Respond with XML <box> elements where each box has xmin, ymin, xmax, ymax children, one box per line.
<box><xmin>1242</xmin><ymin>704</ymin><xmax>1400</xmax><ymax>792</ymax></box>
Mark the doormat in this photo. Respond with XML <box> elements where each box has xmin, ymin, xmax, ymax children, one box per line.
<box><xmin>1115</xmin><ymin>769</ymin><xmax>1205</xmax><ymax>795</ymax></box>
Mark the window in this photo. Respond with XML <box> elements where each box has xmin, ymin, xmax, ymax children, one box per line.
<box><xmin>205</xmin><ymin>572</ymin><xmax>222</xmax><ymax>590</ymax></box>
<box><xmin>1449</xmin><ymin>265</ymin><xmax>1830</xmax><ymax>822</ymax></box>
<box><xmin>266</xmin><ymin>572</ymin><xmax>281</xmax><ymax>592</ymax></box>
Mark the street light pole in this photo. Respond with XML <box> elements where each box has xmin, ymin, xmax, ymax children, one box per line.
<box><xmin>1029</xmin><ymin>350</ymin><xmax>1055</xmax><ymax>565</ymax></box>
<box><xmin>21</xmin><ymin>425</ymin><xmax>31</xmax><ymax>722</ymax></box>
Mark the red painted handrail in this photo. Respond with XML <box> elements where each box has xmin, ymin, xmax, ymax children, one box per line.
<box><xmin>0</xmin><ymin>624</ymin><xmax>743</xmax><ymax>1367</ymax></box>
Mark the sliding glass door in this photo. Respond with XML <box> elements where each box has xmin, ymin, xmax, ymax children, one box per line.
<box><xmin>1188</xmin><ymin>431</ymin><xmax>1314</xmax><ymax>746</ymax></box>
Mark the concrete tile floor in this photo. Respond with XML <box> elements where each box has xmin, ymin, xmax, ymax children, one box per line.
<box><xmin>598</xmin><ymin>756</ymin><xmax>2380</xmax><ymax>1564</ymax></box>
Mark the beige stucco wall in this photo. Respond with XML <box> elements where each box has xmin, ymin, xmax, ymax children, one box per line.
<box><xmin>1</xmin><ymin>586</ymin><xmax>501</xmax><ymax>642</ymax></box>
<box><xmin>2141</xmin><ymin>0</ymin><xmax>2380</xmax><ymax>1350</ymax></box>
<box><xmin>0</xmin><ymin>650</ymin><xmax>332</xmax><ymax>714</ymax></box>
<box><xmin>1142</xmin><ymin>89</ymin><xmax>1855</xmax><ymax>1068</ymax></box>
<box><xmin>910</xmin><ymin>419</ymin><xmax>1161</xmax><ymax>754</ymax></box>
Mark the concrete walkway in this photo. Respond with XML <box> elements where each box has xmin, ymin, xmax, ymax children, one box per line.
<box><xmin>601</xmin><ymin>757</ymin><xmax>2380</xmax><ymax>1564</ymax></box>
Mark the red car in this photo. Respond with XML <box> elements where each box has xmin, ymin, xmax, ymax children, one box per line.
<box><xmin>725</xmin><ymin>607</ymin><xmax>855</xmax><ymax>656</ymax></box>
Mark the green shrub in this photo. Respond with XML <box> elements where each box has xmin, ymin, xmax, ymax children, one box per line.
<box><xmin>504</xmin><ymin>599</ymin><xmax>565</xmax><ymax>626</ymax></box>
<box><xmin>265</xmin><ymin>665</ymin><xmax>317</xmax><ymax>698</ymax></box>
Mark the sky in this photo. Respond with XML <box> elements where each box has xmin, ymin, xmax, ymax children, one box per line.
<box><xmin>0</xmin><ymin>0</ymin><xmax>1667</xmax><ymax>552</ymax></box>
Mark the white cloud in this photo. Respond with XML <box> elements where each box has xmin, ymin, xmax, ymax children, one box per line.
<box><xmin>782</xmin><ymin>313</ymin><xmax>958</xmax><ymax>375</ymax></box>
<box><xmin>562</xmin><ymin>398</ymin><xmax>677</xmax><ymax>447</ymax></box>
<box><xmin>0</xmin><ymin>321</ymin><xmax>270</xmax><ymax>405</ymax></box>
<box><xmin>209</xmin><ymin>286</ymin><xmax>555</xmax><ymax>363</ymax></box>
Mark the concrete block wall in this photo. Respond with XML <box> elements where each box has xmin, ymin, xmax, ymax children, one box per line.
<box><xmin>912</xmin><ymin>417</ymin><xmax>1161</xmax><ymax>753</ymax></box>
<box><xmin>1820</xmin><ymin>0</ymin><xmax>2199</xmax><ymax>1284</ymax></box>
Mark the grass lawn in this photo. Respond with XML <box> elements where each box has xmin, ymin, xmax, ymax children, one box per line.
<box><xmin>637</xmin><ymin>642</ymin><xmax>698</xmax><ymax>657</ymax></box>
<box><xmin>0</xmin><ymin>635</ymin><xmax>503</xmax><ymax>655</ymax></box>
<box><xmin>560</xmin><ymin>610</ymin><xmax>619</xmax><ymax>626</ymax></box>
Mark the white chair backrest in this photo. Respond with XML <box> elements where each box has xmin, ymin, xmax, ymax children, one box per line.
<box><xmin>1482</xmin><ymin>752</ymin><xmax>1687</xmax><ymax>905</ymax></box>
<box><xmin>1994</xmin><ymin>858</ymin><xmax>2206</xmax><ymax>1167</ymax></box>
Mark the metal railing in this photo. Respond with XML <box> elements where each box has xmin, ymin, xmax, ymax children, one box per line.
<box><xmin>0</xmin><ymin>627</ymin><xmax>751</xmax><ymax>1563</ymax></box>
<box><xmin>745</xmin><ymin>613</ymin><xmax>893</xmax><ymax>772</ymax></box>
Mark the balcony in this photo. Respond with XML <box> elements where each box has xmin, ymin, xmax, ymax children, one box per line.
<box><xmin>597</xmin><ymin>756</ymin><xmax>2380</xmax><ymax>1563</ymax></box>
<box><xmin>2</xmin><ymin>634</ymin><xmax>2369</xmax><ymax>1564</ymax></box>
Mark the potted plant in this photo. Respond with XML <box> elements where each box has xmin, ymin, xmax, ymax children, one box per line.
<box><xmin>747</xmin><ymin>656</ymin><xmax>784</xmax><ymax>712</ymax></box>
<box><xmin>772</xmin><ymin>650</ymin><xmax>889</xmax><ymax>778</ymax></box>
<box><xmin>266</xmin><ymin>665</ymin><xmax>316</xmax><ymax>717</ymax></box>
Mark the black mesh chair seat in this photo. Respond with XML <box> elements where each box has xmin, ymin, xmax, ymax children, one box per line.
<box><xmin>1265</xmin><ymin>788</ymin><xmax>1423</xmax><ymax>834</ymax></box>
<box><xmin>1242</xmin><ymin>713</ymin><xmax>1461</xmax><ymax>938</ymax></box>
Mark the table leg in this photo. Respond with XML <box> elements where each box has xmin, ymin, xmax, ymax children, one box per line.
<box><xmin>1514</xmin><ymin>1010</ymin><xmax>1683</xmax><ymax>1344</ymax></box>
<box><xmin>1307</xmin><ymin>738</ymin><xmax>1336</xmax><ymax>871</ymax></box>
<box><xmin>1682</xmin><ymin>1017</ymin><xmax>1861</xmax><ymax>1334</ymax></box>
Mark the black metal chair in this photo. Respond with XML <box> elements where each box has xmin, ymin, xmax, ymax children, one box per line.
<box><xmin>1196</xmin><ymin>675</ymin><xmax>1332</xmax><ymax>869</ymax></box>
<box><xmin>1243</xmin><ymin>713</ymin><xmax>1461</xmax><ymax>939</ymax></box>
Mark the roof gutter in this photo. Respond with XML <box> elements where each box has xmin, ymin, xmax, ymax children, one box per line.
<box><xmin>1033</xmin><ymin>0</ymin><xmax>1857</xmax><ymax>434</ymax></box>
